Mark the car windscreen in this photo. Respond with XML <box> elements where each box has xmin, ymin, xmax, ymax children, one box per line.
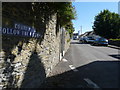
<box><xmin>99</xmin><ymin>38</ymin><xmax>107</xmax><ymax>41</ymax></box>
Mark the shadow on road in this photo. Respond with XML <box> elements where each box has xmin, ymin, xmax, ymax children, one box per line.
<box><xmin>70</xmin><ymin>41</ymin><xmax>80</xmax><ymax>44</ymax></box>
<box><xmin>70</xmin><ymin>41</ymin><xmax>89</xmax><ymax>45</ymax></box>
<box><xmin>41</xmin><ymin>61</ymin><xmax>120</xmax><ymax>88</ymax></box>
<box><xmin>109</xmin><ymin>54</ymin><xmax>120</xmax><ymax>59</ymax></box>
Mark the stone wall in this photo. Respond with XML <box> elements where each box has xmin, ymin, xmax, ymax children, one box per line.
<box><xmin>0</xmin><ymin>12</ymin><xmax>71</xmax><ymax>88</ymax></box>
<box><xmin>0</xmin><ymin>3</ymin><xmax>71</xmax><ymax>88</ymax></box>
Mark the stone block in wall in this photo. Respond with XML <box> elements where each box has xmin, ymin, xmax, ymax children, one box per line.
<box><xmin>11</xmin><ymin>48</ymin><xmax>19</xmax><ymax>56</ymax></box>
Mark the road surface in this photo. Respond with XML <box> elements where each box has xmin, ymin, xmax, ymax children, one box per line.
<box><xmin>41</xmin><ymin>40</ymin><xmax>120</xmax><ymax>88</ymax></box>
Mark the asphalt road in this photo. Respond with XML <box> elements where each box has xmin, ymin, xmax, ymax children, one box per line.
<box><xmin>68</xmin><ymin>40</ymin><xmax>119</xmax><ymax>67</ymax></box>
<box><xmin>41</xmin><ymin>40</ymin><xmax>120</xmax><ymax>88</ymax></box>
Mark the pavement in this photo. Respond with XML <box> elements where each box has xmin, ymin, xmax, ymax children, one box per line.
<box><xmin>108</xmin><ymin>45</ymin><xmax>120</xmax><ymax>49</ymax></box>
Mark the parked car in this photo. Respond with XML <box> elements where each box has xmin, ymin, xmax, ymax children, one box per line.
<box><xmin>79</xmin><ymin>37</ymin><xmax>83</xmax><ymax>42</ymax></box>
<box><xmin>86</xmin><ymin>36</ymin><xmax>95</xmax><ymax>43</ymax></box>
<box><xmin>92</xmin><ymin>37</ymin><xmax>108</xmax><ymax>46</ymax></box>
<box><xmin>79</xmin><ymin>36</ymin><xmax>87</xmax><ymax>43</ymax></box>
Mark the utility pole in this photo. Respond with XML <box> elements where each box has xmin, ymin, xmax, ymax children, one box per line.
<box><xmin>81</xmin><ymin>26</ymin><xmax>82</xmax><ymax>35</ymax></box>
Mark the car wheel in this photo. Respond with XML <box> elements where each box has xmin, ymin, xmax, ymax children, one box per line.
<box><xmin>91</xmin><ymin>43</ymin><xmax>94</xmax><ymax>46</ymax></box>
<box><xmin>93</xmin><ymin>43</ymin><xmax>96</xmax><ymax>46</ymax></box>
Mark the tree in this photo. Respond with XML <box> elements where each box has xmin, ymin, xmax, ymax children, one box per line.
<box><xmin>49</xmin><ymin>2</ymin><xmax>76</xmax><ymax>37</ymax></box>
<box><xmin>65</xmin><ymin>21</ymin><xmax>75</xmax><ymax>38</ymax></box>
<box><xmin>92</xmin><ymin>9</ymin><xmax>120</xmax><ymax>39</ymax></box>
<box><xmin>55</xmin><ymin>2</ymin><xmax>76</xmax><ymax>26</ymax></box>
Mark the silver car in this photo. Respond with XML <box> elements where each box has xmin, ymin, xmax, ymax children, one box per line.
<box><xmin>86</xmin><ymin>36</ymin><xmax>95</xmax><ymax>43</ymax></box>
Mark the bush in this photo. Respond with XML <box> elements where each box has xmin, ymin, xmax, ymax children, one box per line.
<box><xmin>67</xmin><ymin>39</ymin><xmax>71</xmax><ymax>43</ymax></box>
<box><xmin>109</xmin><ymin>39</ymin><xmax>120</xmax><ymax>41</ymax></box>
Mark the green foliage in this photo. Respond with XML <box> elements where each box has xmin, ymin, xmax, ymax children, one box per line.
<box><xmin>52</xmin><ymin>2</ymin><xmax>76</xmax><ymax>37</ymax></box>
<box><xmin>54</xmin><ymin>2</ymin><xmax>76</xmax><ymax>26</ymax></box>
<box><xmin>65</xmin><ymin>21</ymin><xmax>75</xmax><ymax>38</ymax></box>
<box><xmin>67</xmin><ymin>39</ymin><xmax>71</xmax><ymax>43</ymax></box>
<box><xmin>109</xmin><ymin>39</ymin><xmax>120</xmax><ymax>41</ymax></box>
<box><xmin>93</xmin><ymin>9</ymin><xmax>120</xmax><ymax>39</ymax></box>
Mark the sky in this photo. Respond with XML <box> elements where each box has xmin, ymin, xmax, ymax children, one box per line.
<box><xmin>72</xmin><ymin>2</ymin><xmax>119</xmax><ymax>34</ymax></box>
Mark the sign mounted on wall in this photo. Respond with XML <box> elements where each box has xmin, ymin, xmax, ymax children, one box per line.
<box><xmin>0</xmin><ymin>23</ymin><xmax>41</xmax><ymax>38</ymax></box>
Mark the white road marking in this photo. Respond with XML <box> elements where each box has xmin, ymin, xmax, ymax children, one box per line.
<box><xmin>84</xmin><ymin>78</ymin><xmax>100</xmax><ymax>88</ymax></box>
<box><xmin>69</xmin><ymin>65</ymin><xmax>78</xmax><ymax>72</ymax></box>
<box><xmin>62</xmin><ymin>58</ymin><xmax>68</xmax><ymax>62</ymax></box>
